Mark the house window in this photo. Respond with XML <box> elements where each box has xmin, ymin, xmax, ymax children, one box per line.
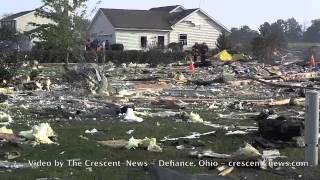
<box><xmin>141</xmin><ymin>36</ymin><xmax>147</xmax><ymax>48</ymax></box>
<box><xmin>157</xmin><ymin>36</ymin><xmax>164</xmax><ymax>49</ymax></box>
<box><xmin>179</xmin><ymin>34</ymin><xmax>187</xmax><ymax>46</ymax></box>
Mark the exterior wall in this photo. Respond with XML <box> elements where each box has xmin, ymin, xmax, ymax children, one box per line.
<box><xmin>15</xmin><ymin>11</ymin><xmax>52</xmax><ymax>33</ymax></box>
<box><xmin>169</xmin><ymin>11</ymin><xmax>223</xmax><ymax>49</ymax></box>
<box><xmin>89</xmin><ymin>10</ymin><xmax>115</xmax><ymax>43</ymax></box>
<box><xmin>0</xmin><ymin>20</ymin><xmax>16</xmax><ymax>30</ymax></box>
<box><xmin>115</xmin><ymin>30</ymin><xmax>169</xmax><ymax>50</ymax></box>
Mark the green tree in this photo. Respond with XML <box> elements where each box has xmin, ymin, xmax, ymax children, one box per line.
<box><xmin>285</xmin><ymin>18</ymin><xmax>302</xmax><ymax>42</ymax></box>
<box><xmin>30</xmin><ymin>0</ymin><xmax>90</xmax><ymax>64</ymax></box>
<box><xmin>229</xmin><ymin>25</ymin><xmax>258</xmax><ymax>53</ymax></box>
<box><xmin>230</xmin><ymin>26</ymin><xmax>258</xmax><ymax>44</ymax></box>
<box><xmin>215</xmin><ymin>33</ymin><xmax>232</xmax><ymax>51</ymax></box>
<box><xmin>252</xmin><ymin>21</ymin><xmax>288</xmax><ymax>59</ymax></box>
<box><xmin>303</xmin><ymin>19</ymin><xmax>320</xmax><ymax>42</ymax></box>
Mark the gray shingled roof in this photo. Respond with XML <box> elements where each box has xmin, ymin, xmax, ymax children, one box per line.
<box><xmin>100</xmin><ymin>8</ymin><xmax>197</xmax><ymax>30</ymax></box>
<box><xmin>0</xmin><ymin>10</ymin><xmax>34</xmax><ymax>21</ymax></box>
<box><xmin>149</xmin><ymin>5</ymin><xmax>180</xmax><ymax>12</ymax></box>
<box><xmin>168</xmin><ymin>9</ymin><xmax>198</xmax><ymax>25</ymax></box>
<box><xmin>101</xmin><ymin>9</ymin><xmax>173</xmax><ymax>30</ymax></box>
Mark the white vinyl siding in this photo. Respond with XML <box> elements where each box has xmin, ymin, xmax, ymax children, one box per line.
<box><xmin>169</xmin><ymin>11</ymin><xmax>223</xmax><ymax>49</ymax></box>
<box><xmin>15</xmin><ymin>11</ymin><xmax>53</xmax><ymax>33</ymax></box>
<box><xmin>89</xmin><ymin>10</ymin><xmax>116</xmax><ymax>43</ymax></box>
<box><xmin>115</xmin><ymin>30</ymin><xmax>169</xmax><ymax>50</ymax></box>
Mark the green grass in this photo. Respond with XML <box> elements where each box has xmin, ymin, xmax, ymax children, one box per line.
<box><xmin>0</xmin><ymin>109</ymin><xmax>315</xmax><ymax>180</ymax></box>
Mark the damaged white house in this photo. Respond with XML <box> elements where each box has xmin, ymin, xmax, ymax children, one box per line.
<box><xmin>89</xmin><ymin>5</ymin><xmax>229</xmax><ymax>50</ymax></box>
<box><xmin>0</xmin><ymin>10</ymin><xmax>51</xmax><ymax>51</ymax></box>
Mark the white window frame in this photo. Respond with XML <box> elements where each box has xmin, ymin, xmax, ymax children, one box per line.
<box><xmin>179</xmin><ymin>34</ymin><xmax>187</xmax><ymax>46</ymax></box>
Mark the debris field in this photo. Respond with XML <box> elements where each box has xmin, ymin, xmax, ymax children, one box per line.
<box><xmin>0</xmin><ymin>53</ymin><xmax>319</xmax><ymax>180</ymax></box>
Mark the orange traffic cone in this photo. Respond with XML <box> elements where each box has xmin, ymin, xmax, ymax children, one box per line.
<box><xmin>310</xmin><ymin>54</ymin><xmax>316</xmax><ymax>67</ymax></box>
<box><xmin>189</xmin><ymin>62</ymin><xmax>195</xmax><ymax>73</ymax></box>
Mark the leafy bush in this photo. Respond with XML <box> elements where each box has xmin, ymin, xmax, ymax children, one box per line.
<box><xmin>110</xmin><ymin>44</ymin><xmax>124</xmax><ymax>51</ymax></box>
<box><xmin>192</xmin><ymin>43</ymin><xmax>209</xmax><ymax>62</ymax></box>
<box><xmin>168</xmin><ymin>42</ymin><xmax>183</xmax><ymax>52</ymax></box>
<box><xmin>0</xmin><ymin>53</ymin><xmax>22</xmax><ymax>85</ymax></box>
<box><xmin>104</xmin><ymin>50</ymin><xmax>186</xmax><ymax>66</ymax></box>
<box><xmin>6</xmin><ymin>49</ymin><xmax>187</xmax><ymax>66</ymax></box>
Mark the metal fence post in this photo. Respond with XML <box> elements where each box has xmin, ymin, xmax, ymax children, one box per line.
<box><xmin>305</xmin><ymin>91</ymin><xmax>319</xmax><ymax>166</ymax></box>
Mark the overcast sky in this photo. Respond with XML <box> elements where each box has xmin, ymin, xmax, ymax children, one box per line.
<box><xmin>0</xmin><ymin>0</ymin><xmax>319</xmax><ymax>30</ymax></box>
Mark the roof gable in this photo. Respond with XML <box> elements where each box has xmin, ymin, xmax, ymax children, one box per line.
<box><xmin>0</xmin><ymin>10</ymin><xmax>34</xmax><ymax>21</ymax></box>
<box><xmin>172</xmin><ymin>9</ymin><xmax>230</xmax><ymax>33</ymax></box>
<box><xmin>168</xmin><ymin>9</ymin><xmax>198</xmax><ymax>25</ymax></box>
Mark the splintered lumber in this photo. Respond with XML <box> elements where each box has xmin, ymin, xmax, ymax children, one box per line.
<box><xmin>251</xmin><ymin>97</ymin><xmax>305</xmax><ymax>106</ymax></box>
<box><xmin>249</xmin><ymin>76</ymin><xmax>320</xmax><ymax>90</ymax></box>
<box><xmin>268</xmin><ymin>97</ymin><xmax>305</xmax><ymax>106</ymax></box>
<box><xmin>0</xmin><ymin>133</ymin><xmax>21</xmax><ymax>143</ymax></box>
<box><xmin>227</xmin><ymin>80</ymin><xmax>252</xmax><ymax>86</ymax></box>
<box><xmin>281</xmin><ymin>72</ymin><xmax>320</xmax><ymax>81</ymax></box>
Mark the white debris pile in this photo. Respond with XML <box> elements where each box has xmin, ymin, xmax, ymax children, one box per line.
<box><xmin>180</xmin><ymin>112</ymin><xmax>204</xmax><ymax>123</ymax></box>
<box><xmin>218</xmin><ymin>166</ymin><xmax>234</xmax><ymax>176</ymax></box>
<box><xmin>232</xmin><ymin>143</ymin><xmax>261</xmax><ymax>160</ymax></box>
<box><xmin>262</xmin><ymin>149</ymin><xmax>287</xmax><ymax>160</ymax></box>
<box><xmin>0</xmin><ymin>112</ymin><xmax>13</xmax><ymax>125</ymax></box>
<box><xmin>189</xmin><ymin>112</ymin><xmax>204</xmax><ymax>123</ymax></box>
<box><xmin>19</xmin><ymin>123</ymin><xmax>56</xmax><ymax>144</ymax></box>
<box><xmin>117</xmin><ymin>90</ymin><xmax>136</xmax><ymax>97</ymax></box>
<box><xmin>127</xmin><ymin>62</ymin><xmax>149</xmax><ymax>68</ymax></box>
<box><xmin>126</xmin><ymin>137</ymin><xmax>162</xmax><ymax>152</ymax></box>
<box><xmin>85</xmin><ymin>128</ymin><xmax>98</xmax><ymax>134</ymax></box>
<box><xmin>135</xmin><ymin>111</ymin><xmax>178</xmax><ymax>118</ymax></box>
<box><xmin>0</xmin><ymin>126</ymin><xmax>13</xmax><ymax>134</ymax></box>
<box><xmin>124</xmin><ymin>108</ymin><xmax>143</xmax><ymax>122</ymax></box>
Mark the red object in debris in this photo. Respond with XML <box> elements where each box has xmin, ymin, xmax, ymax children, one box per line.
<box><xmin>310</xmin><ymin>54</ymin><xmax>316</xmax><ymax>67</ymax></box>
<box><xmin>189</xmin><ymin>62</ymin><xmax>195</xmax><ymax>72</ymax></box>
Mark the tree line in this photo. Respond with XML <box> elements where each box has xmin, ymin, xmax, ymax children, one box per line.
<box><xmin>216</xmin><ymin>18</ymin><xmax>320</xmax><ymax>59</ymax></box>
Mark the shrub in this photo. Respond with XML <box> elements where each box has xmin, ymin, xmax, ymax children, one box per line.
<box><xmin>110</xmin><ymin>44</ymin><xmax>124</xmax><ymax>51</ymax></box>
<box><xmin>192</xmin><ymin>43</ymin><xmax>209</xmax><ymax>62</ymax></box>
<box><xmin>6</xmin><ymin>49</ymin><xmax>187</xmax><ymax>66</ymax></box>
<box><xmin>104</xmin><ymin>50</ymin><xmax>186</xmax><ymax>65</ymax></box>
<box><xmin>168</xmin><ymin>42</ymin><xmax>183</xmax><ymax>52</ymax></box>
<box><xmin>0</xmin><ymin>53</ymin><xmax>22</xmax><ymax>85</ymax></box>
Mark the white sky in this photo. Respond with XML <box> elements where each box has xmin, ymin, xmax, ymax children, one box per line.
<box><xmin>0</xmin><ymin>0</ymin><xmax>319</xmax><ymax>30</ymax></box>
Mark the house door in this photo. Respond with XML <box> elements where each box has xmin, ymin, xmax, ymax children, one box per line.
<box><xmin>157</xmin><ymin>36</ymin><xmax>164</xmax><ymax>49</ymax></box>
